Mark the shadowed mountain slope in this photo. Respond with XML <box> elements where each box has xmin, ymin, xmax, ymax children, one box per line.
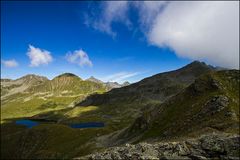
<box><xmin>78</xmin><ymin>61</ymin><xmax>215</xmax><ymax>106</ymax></box>
<box><xmin>116</xmin><ymin>70</ymin><xmax>239</xmax><ymax>144</ymax></box>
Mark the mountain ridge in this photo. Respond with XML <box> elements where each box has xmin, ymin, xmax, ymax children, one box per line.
<box><xmin>86</xmin><ymin>76</ymin><xmax>104</xmax><ymax>84</ymax></box>
<box><xmin>78</xmin><ymin>60</ymin><xmax>216</xmax><ymax>106</ymax></box>
<box><xmin>114</xmin><ymin>69</ymin><xmax>239</xmax><ymax>145</ymax></box>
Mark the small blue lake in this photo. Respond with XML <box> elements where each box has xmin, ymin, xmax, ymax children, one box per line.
<box><xmin>16</xmin><ymin>120</ymin><xmax>39</xmax><ymax>128</ymax></box>
<box><xmin>70</xmin><ymin>122</ymin><xmax>105</xmax><ymax>128</ymax></box>
<box><xmin>15</xmin><ymin>120</ymin><xmax>105</xmax><ymax>129</ymax></box>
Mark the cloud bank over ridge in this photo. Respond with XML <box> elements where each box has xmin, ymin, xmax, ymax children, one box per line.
<box><xmin>85</xmin><ymin>1</ymin><xmax>239</xmax><ymax>69</ymax></box>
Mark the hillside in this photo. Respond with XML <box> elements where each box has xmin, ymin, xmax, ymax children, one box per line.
<box><xmin>76</xmin><ymin>69</ymin><xmax>239</xmax><ymax>159</ymax></box>
<box><xmin>1</xmin><ymin>73</ymin><xmax>107</xmax><ymax>122</ymax></box>
<box><xmin>1</xmin><ymin>74</ymin><xmax>48</xmax><ymax>98</ymax></box>
<box><xmin>116</xmin><ymin>70</ymin><xmax>239</xmax><ymax>144</ymax></box>
<box><xmin>27</xmin><ymin>73</ymin><xmax>106</xmax><ymax>95</ymax></box>
<box><xmin>78</xmin><ymin>61</ymin><xmax>215</xmax><ymax>106</ymax></box>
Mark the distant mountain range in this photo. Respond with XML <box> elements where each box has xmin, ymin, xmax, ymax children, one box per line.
<box><xmin>86</xmin><ymin>76</ymin><xmax>130</xmax><ymax>90</ymax></box>
<box><xmin>1</xmin><ymin>73</ymin><xmax>130</xmax><ymax>98</ymax></box>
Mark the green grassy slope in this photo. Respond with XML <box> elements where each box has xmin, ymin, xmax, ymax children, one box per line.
<box><xmin>28</xmin><ymin>73</ymin><xmax>106</xmax><ymax>95</ymax></box>
<box><xmin>123</xmin><ymin>70</ymin><xmax>239</xmax><ymax>142</ymax></box>
<box><xmin>1</xmin><ymin>73</ymin><xmax>107</xmax><ymax>122</ymax></box>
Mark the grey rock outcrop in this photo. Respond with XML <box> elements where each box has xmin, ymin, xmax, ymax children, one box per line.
<box><xmin>200</xmin><ymin>95</ymin><xmax>229</xmax><ymax>115</ymax></box>
<box><xmin>78</xmin><ymin>134</ymin><xmax>240</xmax><ymax>160</ymax></box>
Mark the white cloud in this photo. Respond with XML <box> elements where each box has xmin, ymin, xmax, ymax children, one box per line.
<box><xmin>148</xmin><ymin>1</ymin><xmax>239</xmax><ymax>69</ymax></box>
<box><xmin>66</xmin><ymin>49</ymin><xmax>93</xmax><ymax>67</ymax></box>
<box><xmin>85</xmin><ymin>1</ymin><xmax>239</xmax><ymax>69</ymax></box>
<box><xmin>85</xmin><ymin>1</ymin><xmax>130</xmax><ymax>37</ymax></box>
<box><xmin>102</xmin><ymin>71</ymin><xmax>141</xmax><ymax>83</ymax></box>
<box><xmin>133</xmin><ymin>1</ymin><xmax>167</xmax><ymax>32</ymax></box>
<box><xmin>27</xmin><ymin>45</ymin><xmax>53</xmax><ymax>67</ymax></box>
<box><xmin>1</xmin><ymin>59</ymin><xmax>19</xmax><ymax>68</ymax></box>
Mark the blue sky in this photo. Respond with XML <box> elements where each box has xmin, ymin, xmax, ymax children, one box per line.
<box><xmin>1</xmin><ymin>1</ymin><xmax>238</xmax><ymax>83</ymax></box>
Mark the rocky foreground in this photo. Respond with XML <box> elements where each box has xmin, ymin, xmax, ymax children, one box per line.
<box><xmin>79</xmin><ymin>134</ymin><xmax>239</xmax><ymax>160</ymax></box>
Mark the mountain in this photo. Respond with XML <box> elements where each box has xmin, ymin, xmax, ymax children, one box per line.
<box><xmin>54</xmin><ymin>72</ymin><xmax>82</xmax><ymax>79</ymax></box>
<box><xmin>43</xmin><ymin>73</ymin><xmax>82</xmax><ymax>91</ymax></box>
<box><xmin>86</xmin><ymin>76</ymin><xmax>128</xmax><ymax>90</ymax></box>
<box><xmin>27</xmin><ymin>73</ymin><xmax>106</xmax><ymax>95</ymax></box>
<box><xmin>104</xmin><ymin>81</ymin><xmax>122</xmax><ymax>90</ymax></box>
<box><xmin>1</xmin><ymin>78</ymin><xmax>13</xmax><ymax>82</ymax></box>
<box><xmin>1</xmin><ymin>72</ymin><xmax>107</xmax><ymax>123</ymax></box>
<box><xmin>78</xmin><ymin>61</ymin><xmax>215</xmax><ymax>106</ymax></box>
<box><xmin>122</xmin><ymin>81</ymin><xmax>130</xmax><ymax>87</ymax></box>
<box><xmin>1</xmin><ymin>74</ymin><xmax>48</xmax><ymax>97</ymax></box>
<box><xmin>116</xmin><ymin>70</ymin><xmax>239</xmax><ymax>144</ymax></box>
<box><xmin>76</xmin><ymin>68</ymin><xmax>239</xmax><ymax>159</ymax></box>
<box><xmin>86</xmin><ymin>76</ymin><xmax>104</xmax><ymax>84</ymax></box>
<box><xmin>17</xmin><ymin>74</ymin><xmax>49</xmax><ymax>84</ymax></box>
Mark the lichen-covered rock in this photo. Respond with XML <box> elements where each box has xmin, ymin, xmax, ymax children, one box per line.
<box><xmin>78</xmin><ymin>134</ymin><xmax>239</xmax><ymax>160</ymax></box>
<box><xmin>200</xmin><ymin>95</ymin><xmax>229</xmax><ymax>115</ymax></box>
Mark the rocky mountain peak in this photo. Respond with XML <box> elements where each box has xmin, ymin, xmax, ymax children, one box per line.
<box><xmin>18</xmin><ymin>74</ymin><xmax>48</xmax><ymax>81</ymax></box>
<box><xmin>53</xmin><ymin>73</ymin><xmax>81</xmax><ymax>80</ymax></box>
<box><xmin>86</xmin><ymin>76</ymin><xmax>103</xmax><ymax>83</ymax></box>
<box><xmin>16</xmin><ymin>74</ymin><xmax>49</xmax><ymax>84</ymax></box>
<box><xmin>122</xmin><ymin>81</ymin><xmax>130</xmax><ymax>86</ymax></box>
<box><xmin>179</xmin><ymin>60</ymin><xmax>210</xmax><ymax>71</ymax></box>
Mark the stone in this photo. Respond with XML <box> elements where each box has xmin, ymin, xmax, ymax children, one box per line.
<box><xmin>79</xmin><ymin>134</ymin><xmax>239</xmax><ymax>160</ymax></box>
<box><xmin>200</xmin><ymin>95</ymin><xmax>229</xmax><ymax>115</ymax></box>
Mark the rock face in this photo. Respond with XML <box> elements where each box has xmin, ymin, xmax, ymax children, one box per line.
<box><xmin>104</xmin><ymin>82</ymin><xmax>122</xmax><ymax>90</ymax></box>
<box><xmin>86</xmin><ymin>76</ymin><xmax>104</xmax><ymax>84</ymax></box>
<box><xmin>1</xmin><ymin>74</ymin><xmax>49</xmax><ymax>97</ymax></box>
<box><xmin>79</xmin><ymin>134</ymin><xmax>239</xmax><ymax>160</ymax></box>
<box><xmin>86</xmin><ymin>77</ymin><xmax>131</xmax><ymax>90</ymax></box>
<box><xmin>200</xmin><ymin>95</ymin><xmax>229</xmax><ymax>115</ymax></box>
<box><xmin>122</xmin><ymin>81</ymin><xmax>130</xmax><ymax>87</ymax></box>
